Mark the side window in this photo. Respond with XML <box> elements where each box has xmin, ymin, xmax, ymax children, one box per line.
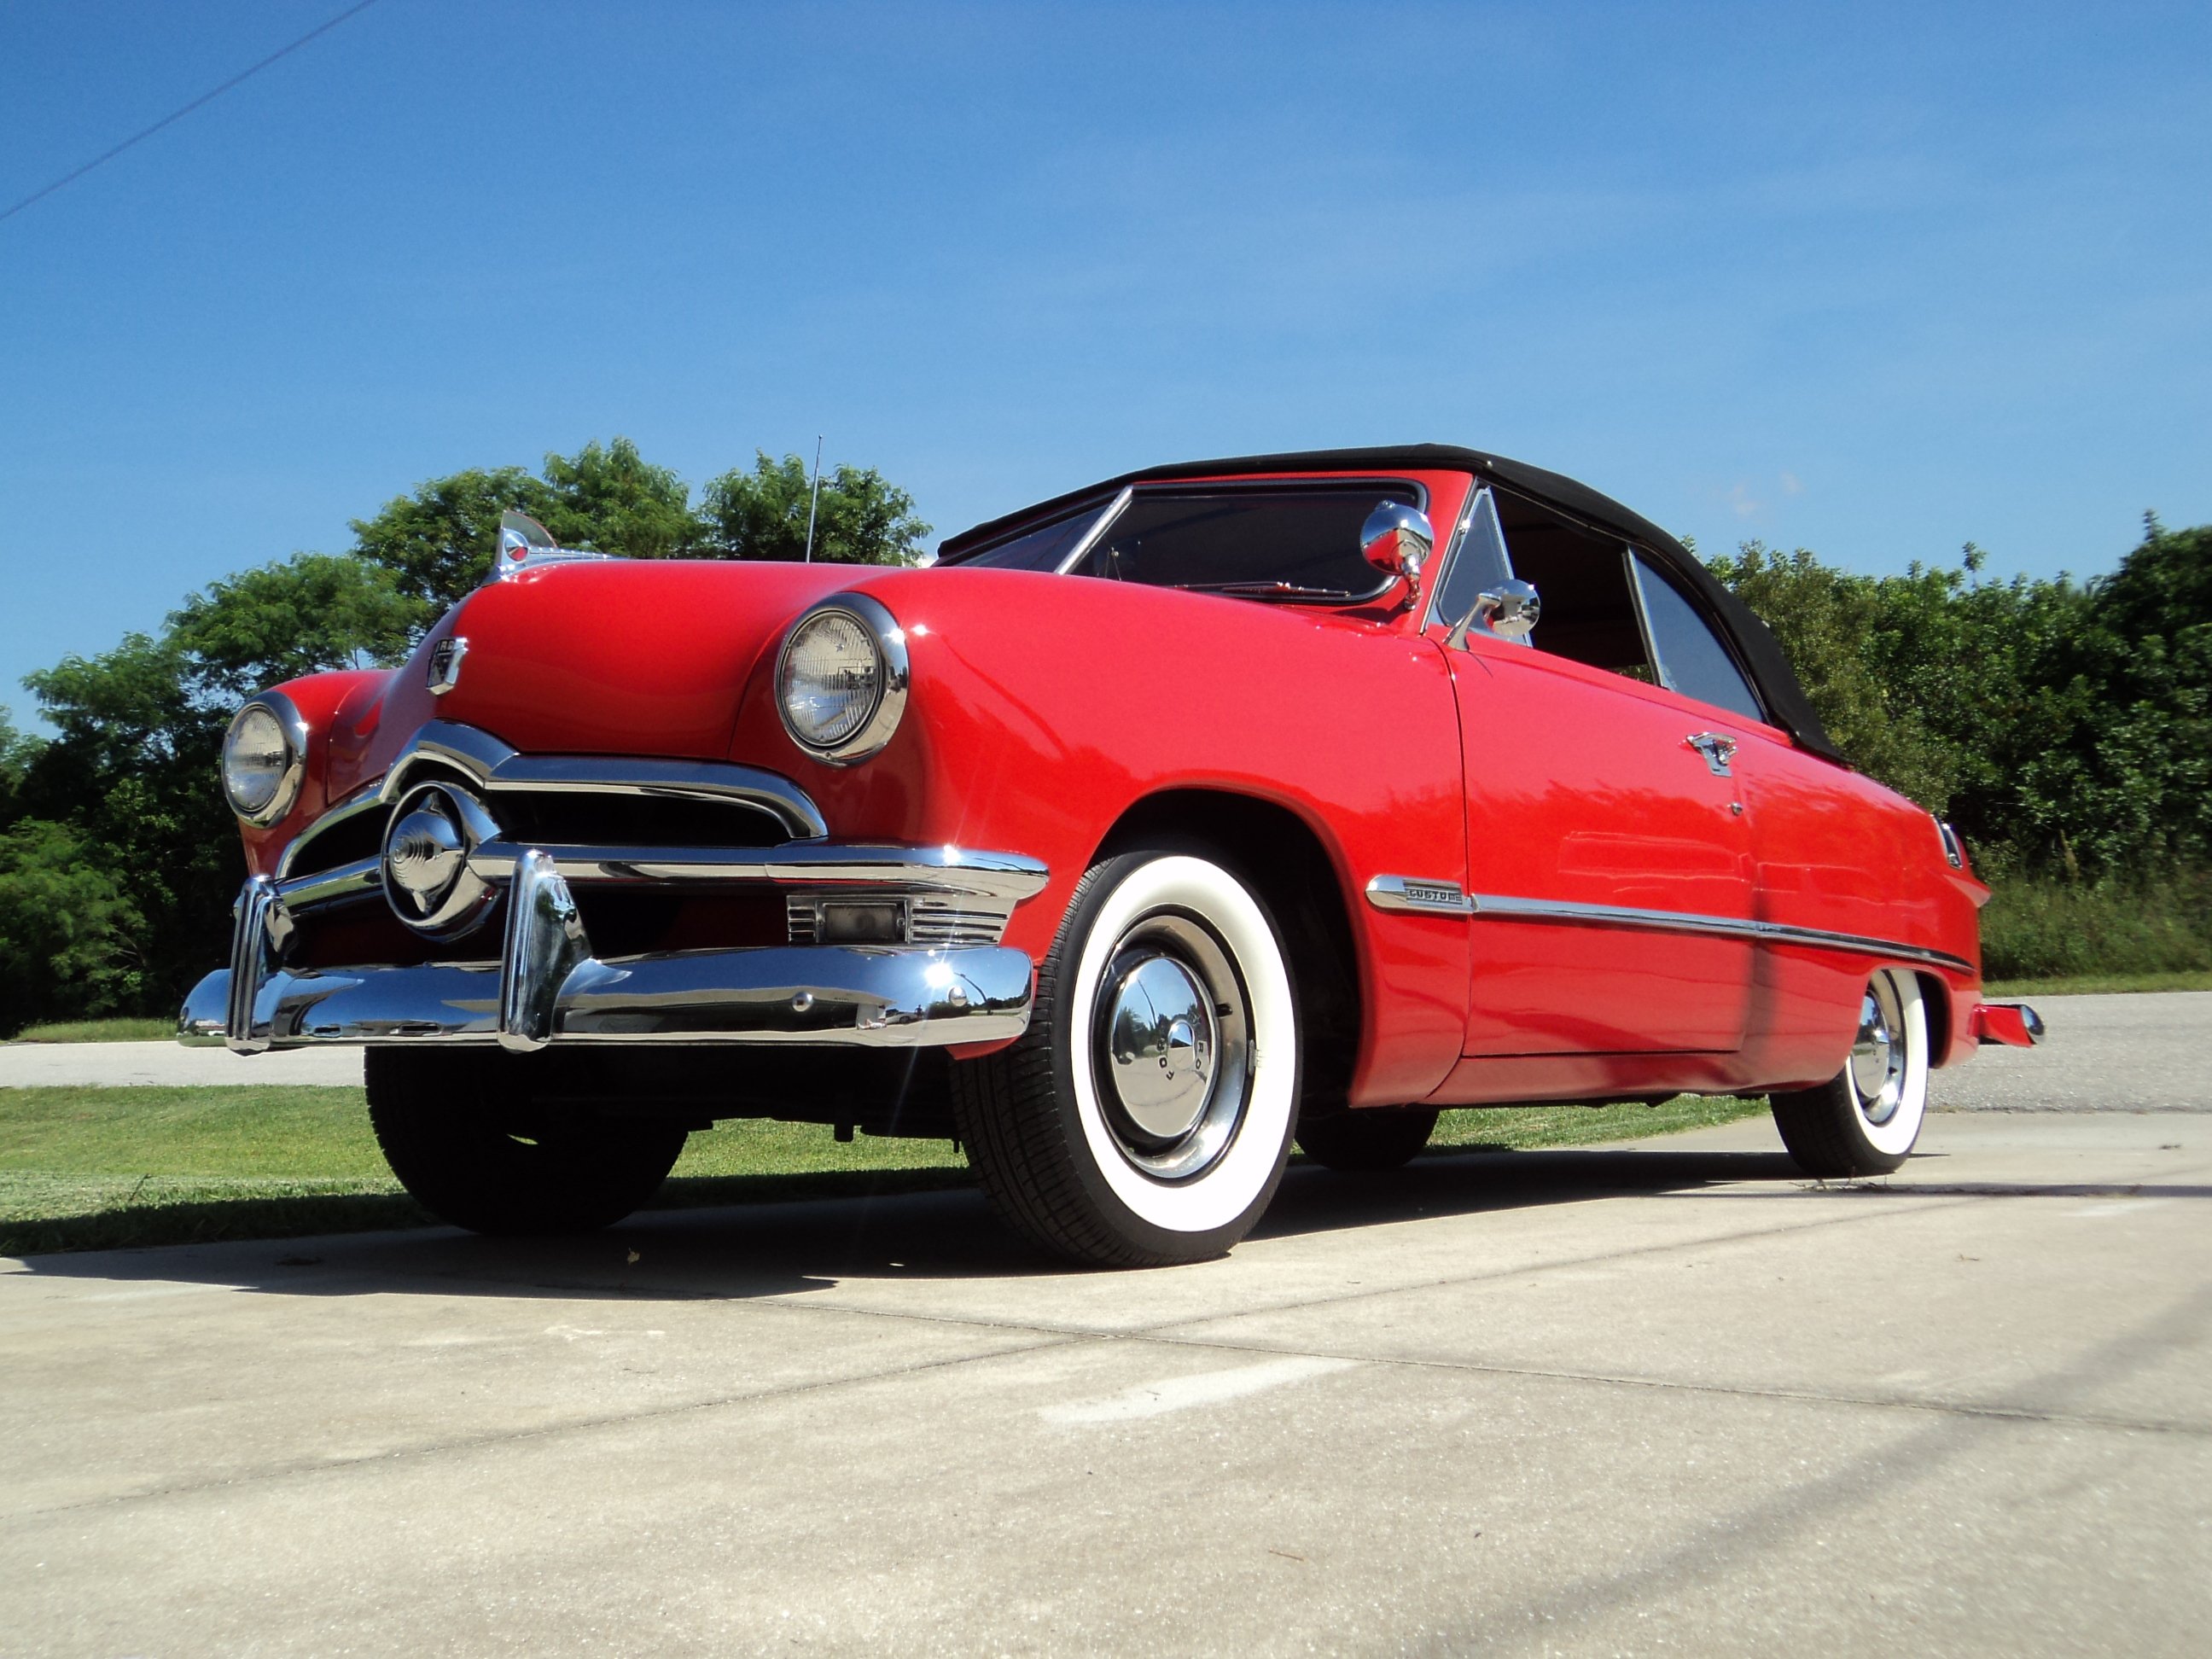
<box><xmin>1429</xmin><ymin>486</ymin><xmax>1513</xmax><ymax>629</ymax></box>
<box><xmin>1629</xmin><ymin>554</ymin><xmax>1766</xmax><ymax>724</ymax></box>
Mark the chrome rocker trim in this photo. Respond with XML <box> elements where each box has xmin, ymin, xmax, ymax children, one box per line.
<box><xmin>1365</xmin><ymin>875</ymin><xmax>1974</xmax><ymax>975</ymax></box>
<box><xmin>183</xmin><ymin>846</ymin><xmax>1035</xmax><ymax>1053</ymax></box>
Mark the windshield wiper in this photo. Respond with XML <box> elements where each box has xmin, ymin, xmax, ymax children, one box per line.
<box><xmin>1173</xmin><ymin>580</ymin><xmax>1361</xmax><ymax>601</ymax></box>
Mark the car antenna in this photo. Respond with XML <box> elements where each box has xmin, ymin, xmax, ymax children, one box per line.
<box><xmin>802</xmin><ymin>434</ymin><xmax>824</xmax><ymax>562</ymax></box>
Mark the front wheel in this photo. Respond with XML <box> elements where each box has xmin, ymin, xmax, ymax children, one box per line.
<box><xmin>366</xmin><ymin>1048</ymin><xmax>689</xmax><ymax>1235</ymax></box>
<box><xmin>1770</xmin><ymin>969</ymin><xmax>1930</xmax><ymax>1177</ymax></box>
<box><xmin>951</xmin><ymin>849</ymin><xmax>1301</xmax><ymax>1267</ymax></box>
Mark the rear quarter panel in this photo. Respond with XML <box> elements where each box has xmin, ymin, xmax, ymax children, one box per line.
<box><xmin>1728</xmin><ymin>714</ymin><xmax>1985</xmax><ymax>1081</ymax></box>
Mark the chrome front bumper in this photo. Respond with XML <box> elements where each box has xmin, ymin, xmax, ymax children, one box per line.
<box><xmin>182</xmin><ymin>839</ymin><xmax>1045</xmax><ymax>1055</ymax></box>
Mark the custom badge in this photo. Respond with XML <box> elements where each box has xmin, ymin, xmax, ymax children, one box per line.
<box><xmin>425</xmin><ymin>634</ymin><xmax>468</xmax><ymax>696</ymax></box>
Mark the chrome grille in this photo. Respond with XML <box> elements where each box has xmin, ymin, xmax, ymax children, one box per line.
<box><xmin>786</xmin><ymin>894</ymin><xmax>1011</xmax><ymax>948</ymax></box>
<box><xmin>908</xmin><ymin>899</ymin><xmax>1013</xmax><ymax>947</ymax></box>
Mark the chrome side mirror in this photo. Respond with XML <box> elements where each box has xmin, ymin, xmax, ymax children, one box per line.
<box><xmin>1446</xmin><ymin>578</ymin><xmax>1541</xmax><ymax>648</ymax></box>
<box><xmin>1360</xmin><ymin>501</ymin><xmax>1434</xmax><ymax>601</ymax></box>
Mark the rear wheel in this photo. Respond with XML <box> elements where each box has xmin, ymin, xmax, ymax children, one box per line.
<box><xmin>1770</xmin><ymin>969</ymin><xmax>1930</xmax><ymax>1177</ymax></box>
<box><xmin>366</xmin><ymin>1048</ymin><xmax>688</xmax><ymax>1235</ymax></box>
<box><xmin>951</xmin><ymin>848</ymin><xmax>1301</xmax><ymax>1267</ymax></box>
<box><xmin>1295</xmin><ymin>1108</ymin><xmax>1438</xmax><ymax>1172</ymax></box>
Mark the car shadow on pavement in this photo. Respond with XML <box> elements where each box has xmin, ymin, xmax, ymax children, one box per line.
<box><xmin>8</xmin><ymin>1142</ymin><xmax>1825</xmax><ymax>1303</ymax></box>
<box><xmin>15</xmin><ymin>1143</ymin><xmax>2201</xmax><ymax>1305</ymax></box>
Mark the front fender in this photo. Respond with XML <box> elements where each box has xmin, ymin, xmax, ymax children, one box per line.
<box><xmin>728</xmin><ymin>569</ymin><xmax>1472</xmax><ymax>1101</ymax></box>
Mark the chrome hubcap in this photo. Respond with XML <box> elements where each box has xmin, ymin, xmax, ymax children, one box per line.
<box><xmin>1849</xmin><ymin>976</ymin><xmax>1906</xmax><ymax>1126</ymax></box>
<box><xmin>1091</xmin><ymin>912</ymin><xmax>1251</xmax><ymax>1181</ymax></box>
<box><xmin>1104</xmin><ymin>956</ymin><xmax>1217</xmax><ymax>1142</ymax></box>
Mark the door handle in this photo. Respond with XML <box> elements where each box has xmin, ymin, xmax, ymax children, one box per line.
<box><xmin>1685</xmin><ymin>732</ymin><xmax>1737</xmax><ymax>777</ymax></box>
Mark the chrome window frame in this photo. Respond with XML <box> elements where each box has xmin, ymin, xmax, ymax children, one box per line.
<box><xmin>1423</xmin><ymin>482</ymin><xmax>1504</xmax><ymax>632</ymax></box>
<box><xmin>932</xmin><ymin>492</ymin><xmax>1121</xmax><ymax>570</ymax></box>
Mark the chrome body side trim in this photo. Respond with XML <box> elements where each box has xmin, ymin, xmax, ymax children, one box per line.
<box><xmin>1464</xmin><ymin>893</ymin><xmax>1976</xmax><ymax>975</ymax></box>
<box><xmin>1364</xmin><ymin>875</ymin><xmax>1972</xmax><ymax>974</ymax></box>
<box><xmin>1365</xmin><ymin>874</ymin><xmax>1475</xmax><ymax>916</ymax></box>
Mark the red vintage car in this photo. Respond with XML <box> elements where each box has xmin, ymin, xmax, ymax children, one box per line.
<box><xmin>183</xmin><ymin>445</ymin><xmax>2042</xmax><ymax>1266</ymax></box>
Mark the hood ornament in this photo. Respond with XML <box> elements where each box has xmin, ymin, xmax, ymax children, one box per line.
<box><xmin>486</xmin><ymin>508</ymin><xmax>617</xmax><ymax>586</ymax></box>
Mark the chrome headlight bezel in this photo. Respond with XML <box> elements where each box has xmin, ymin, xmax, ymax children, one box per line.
<box><xmin>775</xmin><ymin>593</ymin><xmax>911</xmax><ymax>766</ymax></box>
<box><xmin>222</xmin><ymin>693</ymin><xmax>307</xmax><ymax>828</ymax></box>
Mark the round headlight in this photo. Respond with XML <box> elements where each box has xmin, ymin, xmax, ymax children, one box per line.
<box><xmin>775</xmin><ymin>596</ymin><xmax>910</xmax><ymax>765</ymax></box>
<box><xmin>222</xmin><ymin>698</ymin><xmax>303</xmax><ymax>826</ymax></box>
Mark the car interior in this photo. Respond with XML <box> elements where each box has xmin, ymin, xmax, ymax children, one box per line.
<box><xmin>1442</xmin><ymin>485</ymin><xmax>1768</xmax><ymax>724</ymax></box>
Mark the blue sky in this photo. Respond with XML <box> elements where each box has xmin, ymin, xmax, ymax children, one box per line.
<box><xmin>3</xmin><ymin>1</ymin><xmax>2207</xmax><ymax>730</ymax></box>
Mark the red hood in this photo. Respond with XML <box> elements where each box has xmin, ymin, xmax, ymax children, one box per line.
<box><xmin>325</xmin><ymin>560</ymin><xmax>863</xmax><ymax>800</ymax></box>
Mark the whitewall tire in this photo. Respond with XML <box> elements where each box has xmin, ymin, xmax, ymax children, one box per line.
<box><xmin>1770</xmin><ymin>969</ymin><xmax>1930</xmax><ymax>1177</ymax></box>
<box><xmin>951</xmin><ymin>849</ymin><xmax>1301</xmax><ymax>1266</ymax></box>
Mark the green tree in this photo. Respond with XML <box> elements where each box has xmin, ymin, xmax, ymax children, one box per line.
<box><xmin>697</xmin><ymin>451</ymin><xmax>930</xmax><ymax>565</ymax></box>
<box><xmin>349</xmin><ymin>438</ymin><xmax>710</xmax><ymax>618</ymax></box>
<box><xmin>20</xmin><ymin>632</ymin><xmax>239</xmax><ymax>1021</ymax></box>
<box><xmin>1710</xmin><ymin>522</ymin><xmax>2208</xmax><ymax>880</ymax></box>
<box><xmin>0</xmin><ymin>707</ymin><xmax>44</xmax><ymax>824</ymax></box>
<box><xmin>15</xmin><ymin>554</ymin><xmax>418</xmax><ymax>1021</ymax></box>
<box><xmin>168</xmin><ymin>553</ymin><xmax>418</xmax><ymax>703</ymax></box>
<box><xmin>347</xmin><ymin>465</ymin><xmax>555</xmax><ymax>619</ymax></box>
<box><xmin>349</xmin><ymin>440</ymin><xmax>932</xmax><ymax>619</ymax></box>
<box><xmin>1705</xmin><ymin>542</ymin><xmax>1961</xmax><ymax>810</ymax></box>
<box><xmin>0</xmin><ymin>818</ymin><xmax>145</xmax><ymax>1033</ymax></box>
<box><xmin>536</xmin><ymin>438</ymin><xmax>702</xmax><ymax>562</ymax></box>
<box><xmin>2027</xmin><ymin>520</ymin><xmax>2212</xmax><ymax>873</ymax></box>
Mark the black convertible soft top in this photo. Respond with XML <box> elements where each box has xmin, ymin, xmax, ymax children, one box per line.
<box><xmin>938</xmin><ymin>443</ymin><xmax>1843</xmax><ymax>765</ymax></box>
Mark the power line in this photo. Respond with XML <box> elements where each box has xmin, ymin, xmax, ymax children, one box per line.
<box><xmin>0</xmin><ymin>0</ymin><xmax>384</xmax><ymax>227</ymax></box>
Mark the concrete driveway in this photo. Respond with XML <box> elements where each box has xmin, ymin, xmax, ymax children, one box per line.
<box><xmin>3</xmin><ymin>1005</ymin><xmax>2208</xmax><ymax>1655</ymax></box>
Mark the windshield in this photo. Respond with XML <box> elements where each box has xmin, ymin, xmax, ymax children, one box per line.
<box><xmin>951</xmin><ymin>501</ymin><xmax>1110</xmax><ymax>570</ymax></box>
<box><xmin>946</xmin><ymin>481</ymin><xmax>1421</xmax><ymax>601</ymax></box>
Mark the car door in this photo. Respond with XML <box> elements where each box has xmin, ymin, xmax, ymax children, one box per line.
<box><xmin>1433</xmin><ymin>492</ymin><xmax>1756</xmax><ymax>1055</ymax></box>
<box><xmin>1448</xmin><ymin>637</ymin><xmax>1757</xmax><ymax>1053</ymax></box>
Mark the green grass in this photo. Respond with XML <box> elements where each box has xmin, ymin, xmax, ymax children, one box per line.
<box><xmin>0</xmin><ymin>1084</ymin><xmax>1767</xmax><ymax>1258</ymax></box>
<box><xmin>5</xmin><ymin>1017</ymin><xmax>178</xmax><ymax>1045</ymax></box>
<box><xmin>1982</xmin><ymin>969</ymin><xmax>2212</xmax><ymax>997</ymax></box>
<box><xmin>1978</xmin><ymin>870</ymin><xmax>2212</xmax><ymax>982</ymax></box>
<box><xmin>1428</xmin><ymin>1093</ymin><xmax>1765</xmax><ymax>1150</ymax></box>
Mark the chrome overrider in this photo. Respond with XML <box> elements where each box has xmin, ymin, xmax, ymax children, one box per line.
<box><xmin>180</xmin><ymin>722</ymin><xmax>1050</xmax><ymax>1055</ymax></box>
